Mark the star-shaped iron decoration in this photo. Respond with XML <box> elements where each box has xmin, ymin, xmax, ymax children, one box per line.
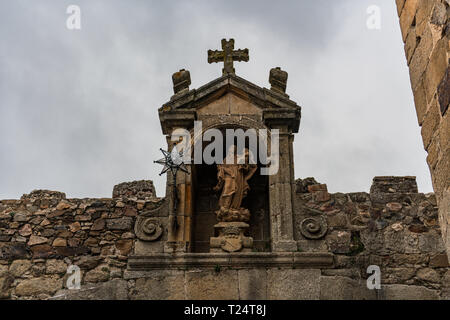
<box><xmin>154</xmin><ymin>148</ymin><xmax>189</xmax><ymax>177</ymax></box>
<box><xmin>154</xmin><ymin>147</ymin><xmax>189</xmax><ymax>232</ymax></box>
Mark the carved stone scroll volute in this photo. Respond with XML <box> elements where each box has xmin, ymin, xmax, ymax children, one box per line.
<box><xmin>299</xmin><ymin>217</ymin><xmax>328</xmax><ymax>240</ymax></box>
<box><xmin>134</xmin><ymin>199</ymin><xmax>168</xmax><ymax>242</ymax></box>
<box><xmin>135</xmin><ymin>217</ymin><xmax>163</xmax><ymax>241</ymax></box>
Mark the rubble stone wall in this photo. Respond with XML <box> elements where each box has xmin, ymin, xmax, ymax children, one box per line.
<box><xmin>0</xmin><ymin>178</ymin><xmax>448</xmax><ymax>300</ymax></box>
<box><xmin>396</xmin><ymin>0</ymin><xmax>450</xmax><ymax>258</ymax></box>
<box><xmin>293</xmin><ymin>176</ymin><xmax>449</xmax><ymax>300</ymax></box>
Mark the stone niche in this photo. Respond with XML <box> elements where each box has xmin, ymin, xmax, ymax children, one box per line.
<box><xmin>192</xmin><ymin>141</ymin><xmax>270</xmax><ymax>253</ymax></box>
<box><xmin>156</xmin><ymin>72</ymin><xmax>302</xmax><ymax>254</ymax></box>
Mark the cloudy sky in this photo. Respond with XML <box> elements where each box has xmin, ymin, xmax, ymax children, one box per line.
<box><xmin>0</xmin><ymin>0</ymin><xmax>432</xmax><ymax>199</ymax></box>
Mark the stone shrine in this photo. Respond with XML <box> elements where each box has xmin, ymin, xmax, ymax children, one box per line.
<box><xmin>140</xmin><ymin>38</ymin><xmax>302</xmax><ymax>255</ymax></box>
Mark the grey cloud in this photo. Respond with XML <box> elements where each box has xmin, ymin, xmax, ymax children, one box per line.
<box><xmin>0</xmin><ymin>0</ymin><xmax>432</xmax><ymax>199</ymax></box>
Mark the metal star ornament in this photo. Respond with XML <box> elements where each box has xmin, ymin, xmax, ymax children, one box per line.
<box><xmin>154</xmin><ymin>148</ymin><xmax>189</xmax><ymax>177</ymax></box>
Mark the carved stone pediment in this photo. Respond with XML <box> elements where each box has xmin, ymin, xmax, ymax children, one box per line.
<box><xmin>158</xmin><ymin>73</ymin><xmax>301</xmax><ymax>135</ymax></box>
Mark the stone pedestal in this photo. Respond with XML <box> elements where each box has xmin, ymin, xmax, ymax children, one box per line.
<box><xmin>210</xmin><ymin>222</ymin><xmax>253</xmax><ymax>253</ymax></box>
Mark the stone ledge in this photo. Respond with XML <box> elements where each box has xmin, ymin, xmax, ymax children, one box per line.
<box><xmin>126</xmin><ymin>252</ymin><xmax>334</xmax><ymax>273</ymax></box>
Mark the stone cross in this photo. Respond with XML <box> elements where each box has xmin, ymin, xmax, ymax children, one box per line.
<box><xmin>208</xmin><ymin>39</ymin><xmax>249</xmax><ymax>75</ymax></box>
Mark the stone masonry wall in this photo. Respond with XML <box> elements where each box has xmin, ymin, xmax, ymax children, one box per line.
<box><xmin>0</xmin><ymin>182</ymin><xmax>156</xmax><ymax>299</ymax></box>
<box><xmin>0</xmin><ymin>178</ymin><xmax>448</xmax><ymax>300</ymax></box>
<box><xmin>293</xmin><ymin>176</ymin><xmax>449</xmax><ymax>300</ymax></box>
<box><xmin>396</xmin><ymin>0</ymin><xmax>450</xmax><ymax>258</ymax></box>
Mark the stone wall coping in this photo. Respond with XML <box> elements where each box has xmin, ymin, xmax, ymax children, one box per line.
<box><xmin>126</xmin><ymin>252</ymin><xmax>334</xmax><ymax>273</ymax></box>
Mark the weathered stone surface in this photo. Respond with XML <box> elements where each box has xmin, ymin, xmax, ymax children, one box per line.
<box><xmin>396</xmin><ymin>0</ymin><xmax>450</xmax><ymax>261</ymax></box>
<box><xmin>22</xmin><ymin>190</ymin><xmax>66</xmax><ymax>201</ymax></box>
<box><xmin>52</xmin><ymin>279</ymin><xmax>128</xmax><ymax>300</ymax></box>
<box><xmin>382</xmin><ymin>267</ymin><xmax>416</xmax><ymax>284</ymax></box>
<box><xmin>416</xmin><ymin>267</ymin><xmax>441</xmax><ymax>283</ymax></box>
<box><xmin>46</xmin><ymin>259</ymin><xmax>67</xmax><ymax>275</ymax></box>
<box><xmin>186</xmin><ymin>270</ymin><xmax>238</xmax><ymax>300</ymax></box>
<box><xmin>267</xmin><ymin>269</ymin><xmax>320</xmax><ymax>300</ymax></box>
<box><xmin>269</xmin><ymin>67</ymin><xmax>288</xmax><ymax>94</ymax></box>
<box><xmin>409</xmin><ymin>25</ymin><xmax>433</xmax><ymax>91</ymax></box>
<box><xmin>115</xmin><ymin>240</ymin><xmax>133</xmax><ymax>255</ymax></box>
<box><xmin>431</xmin><ymin>2</ymin><xmax>447</xmax><ymax>26</ymax></box>
<box><xmin>18</xmin><ymin>224</ymin><xmax>32</xmax><ymax>237</ymax></box>
<box><xmin>429</xmin><ymin>253</ymin><xmax>450</xmax><ymax>267</ymax></box>
<box><xmin>426</xmin><ymin>136</ymin><xmax>439</xmax><ymax>169</ymax></box>
<box><xmin>396</xmin><ymin>0</ymin><xmax>406</xmax><ymax>17</ymax></box>
<box><xmin>238</xmin><ymin>269</ymin><xmax>267</xmax><ymax>300</ymax></box>
<box><xmin>52</xmin><ymin>238</ymin><xmax>67</xmax><ymax>247</ymax></box>
<box><xmin>442</xmin><ymin>269</ymin><xmax>450</xmax><ymax>299</ymax></box>
<box><xmin>327</xmin><ymin>213</ymin><xmax>348</xmax><ymax>228</ymax></box>
<box><xmin>320</xmin><ymin>276</ymin><xmax>376</xmax><ymax>300</ymax></box>
<box><xmin>130</xmin><ymin>270</ymin><xmax>185</xmax><ymax>300</ymax></box>
<box><xmin>28</xmin><ymin>235</ymin><xmax>48</xmax><ymax>246</ymax></box>
<box><xmin>386</xmin><ymin>202</ymin><xmax>403</xmax><ymax>212</ymax></box>
<box><xmin>75</xmin><ymin>256</ymin><xmax>101</xmax><ymax>270</ymax></box>
<box><xmin>9</xmin><ymin>260</ymin><xmax>32</xmax><ymax>277</ymax></box>
<box><xmin>392</xmin><ymin>252</ymin><xmax>426</xmax><ymax>268</ymax></box>
<box><xmin>417</xmin><ymin>230</ymin><xmax>446</xmax><ymax>252</ymax></box>
<box><xmin>84</xmin><ymin>237</ymin><xmax>98</xmax><ymax>247</ymax></box>
<box><xmin>112</xmin><ymin>180</ymin><xmax>156</xmax><ymax>199</ymax></box>
<box><xmin>15</xmin><ymin>277</ymin><xmax>62</xmax><ymax>296</ymax></box>
<box><xmin>414</xmin><ymin>0</ymin><xmax>434</xmax><ymax>36</ymax></box>
<box><xmin>437</xmin><ymin>67</ymin><xmax>449</xmax><ymax>116</ymax></box>
<box><xmin>424</xmin><ymin>38</ymin><xmax>449</xmax><ymax>103</ymax></box>
<box><xmin>370</xmin><ymin>176</ymin><xmax>418</xmax><ymax>195</ymax></box>
<box><xmin>413</xmin><ymin>78</ymin><xmax>428</xmax><ymax>125</ymax></box>
<box><xmin>30</xmin><ymin>244</ymin><xmax>54</xmax><ymax>259</ymax></box>
<box><xmin>91</xmin><ymin>218</ymin><xmax>105</xmax><ymax>231</ymax></box>
<box><xmin>0</xmin><ymin>272</ymin><xmax>14</xmax><ymax>299</ymax></box>
<box><xmin>295</xmin><ymin>177</ymin><xmax>318</xmax><ymax>193</ymax></box>
<box><xmin>172</xmin><ymin>69</ymin><xmax>191</xmax><ymax>95</ymax></box>
<box><xmin>312</xmin><ymin>191</ymin><xmax>330</xmax><ymax>202</ymax></box>
<box><xmin>54</xmin><ymin>246</ymin><xmax>90</xmax><ymax>257</ymax></box>
<box><xmin>56</xmin><ymin>200</ymin><xmax>72</xmax><ymax>211</ymax></box>
<box><xmin>307</xmin><ymin>184</ymin><xmax>328</xmax><ymax>193</ymax></box>
<box><xmin>399</xmin><ymin>0</ymin><xmax>418</xmax><ymax>41</ymax></box>
<box><xmin>13</xmin><ymin>212</ymin><xmax>29</xmax><ymax>222</ymax></box>
<box><xmin>40</xmin><ymin>228</ymin><xmax>56</xmax><ymax>237</ymax></box>
<box><xmin>133</xmin><ymin>240</ymin><xmax>164</xmax><ymax>255</ymax></box>
<box><xmin>208</xmin><ymin>38</ymin><xmax>249</xmax><ymax>75</ymax></box>
<box><xmin>107</xmin><ymin>217</ymin><xmax>133</xmax><ymax>231</ymax></box>
<box><xmin>84</xmin><ymin>265</ymin><xmax>110</xmax><ymax>283</ymax></box>
<box><xmin>327</xmin><ymin>231</ymin><xmax>351</xmax><ymax>254</ymax></box>
<box><xmin>40</xmin><ymin>218</ymin><xmax>50</xmax><ymax>226</ymax></box>
<box><xmin>69</xmin><ymin>222</ymin><xmax>81</xmax><ymax>233</ymax></box>
<box><xmin>380</xmin><ymin>284</ymin><xmax>439</xmax><ymax>300</ymax></box>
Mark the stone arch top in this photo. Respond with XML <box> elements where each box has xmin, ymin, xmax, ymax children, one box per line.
<box><xmin>158</xmin><ymin>73</ymin><xmax>301</xmax><ymax>135</ymax></box>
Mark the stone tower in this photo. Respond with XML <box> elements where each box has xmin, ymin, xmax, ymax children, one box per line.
<box><xmin>395</xmin><ymin>0</ymin><xmax>449</xmax><ymax>260</ymax></box>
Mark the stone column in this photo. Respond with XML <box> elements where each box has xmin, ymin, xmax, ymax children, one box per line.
<box><xmin>268</xmin><ymin>125</ymin><xmax>297</xmax><ymax>252</ymax></box>
<box><xmin>163</xmin><ymin>134</ymin><xmax>194</xmax><ymax>253</ymax></box>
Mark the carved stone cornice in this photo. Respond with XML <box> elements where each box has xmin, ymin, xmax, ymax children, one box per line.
<box><xmin>158</xmin><ymin>74</ymin><xmax>301</xmax><ymax>134</ymax></box>
<box><xmin>125</xmin><ymin>252</ymin><xmax>334</xmax><ymax>273</ymax></box>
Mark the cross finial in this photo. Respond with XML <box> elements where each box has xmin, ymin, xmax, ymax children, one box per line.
<box><xmin>208</xmin><ymin>38</ymin><xmax>249</xmax><ymax>75</ymax></box>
